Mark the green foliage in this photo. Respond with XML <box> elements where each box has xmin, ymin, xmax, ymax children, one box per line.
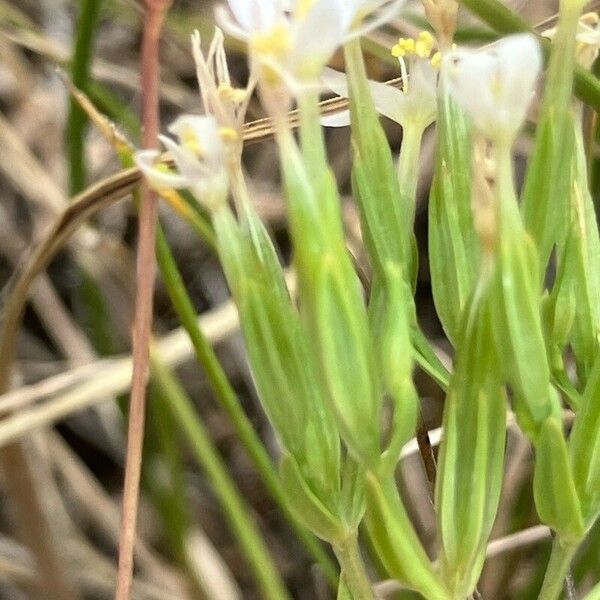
<box><xmin>121</xmin><ymin>0</ymin><xmax>600</xmax><ymax>595</ymax></box>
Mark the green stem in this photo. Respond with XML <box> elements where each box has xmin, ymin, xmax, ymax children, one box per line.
<box><xmin>397</xmin><ymin>124</ymin><xmax>425</xmax><ymax>229</ymax></box>
<box><xmin>538</xmin><ymin>538</ymin><xmax>578</xmax><ymax>600</ymax></box>
<box><xmin>298</xmin><ymin>89</ymin><xmax>328</xmax><ymax>172</ymax></box>
<box><xmin>333</xmin><ymin>533</ymin><xmax>375</xmax><ymax>600</ymax></box>
<box><xmin>344</xmin><ymin>37</ymin><xmax>375</xmax><ymax>121</ymax></box>
<box><xmin>155</xmin><ymin>225</ymin><xmax>338</xmax><ymax>585</ymax></box>
<box><xmin>68</xmin><ymin>0</ymin><xmax>102</xmax><ymax>195</ymax></box>
<box><xmin>150</xmin><ymin>355</ymin><xmax>291</xmax><ymax>600</ymax></box>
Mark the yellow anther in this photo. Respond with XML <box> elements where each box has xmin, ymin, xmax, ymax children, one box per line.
<box><xmin>217</xmin><ymin>83</ymin><xmax>247</xmax><ymax>104</ymax></box>
<box><xmin>181</xmin><ymin>127</ymin><xmax>203</xmax><ymax>157</ymax></box>
<box><xmin>391</xmin><ymin>44</ymin><xmax>405</xmax><ymax>58</ymax></box>
<box><xmin>431</xmin><ymin>51</ymin><xmax>442</xmax><ymax>68</ymax></box>
<box><xmin>251</xmin><ymin>25</ymin><xmax>292</xmax><ymax>57</ymax></box>
<box><xmin>399</xmin><ymin>38</ymin><xmax>416</xmax><ymax>53</ymax></box>
<box><xmin>219</xmin><ymin>127</ymin><xmax>239</xmax><ymax>142</ymax></box>
<box><xmin>415</xmin><ymin>30</ymin><xmax>435</xmax><ymax>57</ymax></box>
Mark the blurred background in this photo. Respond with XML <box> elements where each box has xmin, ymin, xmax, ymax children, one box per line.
<box><xmin>2</xmin><ymin>1</ymin><xmax>600</xmax><ymax>599</ymax></box>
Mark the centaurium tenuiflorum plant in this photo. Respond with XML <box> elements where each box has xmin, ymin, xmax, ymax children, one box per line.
<box><xmin>135</xmin><ymin>0</ymin><xmax>600</xmax><ymax>598</ymax></box>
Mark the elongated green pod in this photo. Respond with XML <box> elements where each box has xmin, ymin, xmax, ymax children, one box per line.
<box><xmin>213</xmin><ymin>206</ymin><xmax>341</xmax><ymax>503</ymax></box>
<box><xmin>569</xmin><ymin>354</ymin><xmax>600</xmax><ymax>524</ymax></box>
<box><xmin>436</xmin><ymin>280</ymin><xmax>506</xmax><ymax>598</ymax></box>
<box><xmin>489</xmin><ymin>148</ymin><xmax>560</xmax><ymax>439</ymax></box>
<box><xmin>314</xmin><ymin>255</ymin><xmax>381</xmax><ymax>464</ymax></box>
<box><xmin>521</xmin><ymin>6</ymin><xmax>583</xmax><ymax>276</ymax></box>
<box><xmin>280</xmin><ymin>454</ymin><xmax>345</xmax><ymax>542</ymax></box>
<box><xmin>344</xmin><ymin>38</ymin><xmax>415</xmax><ymax>282</ymax></box>
<box><xmin>534</xmin><ymin>417</ymin><xmax>585</xmax><ymax>543</ymax></box>
<box><xmin>566</xmin><ymin>128</ymin><xmax>600</xmax><ymax>383</ymax></box>
<box><xmin>277</xmin><ymin>107</ymin><xmax>383</xmax><ymax>466</ymax></box>
<box><xmin>375</xmin><ymin>263</ymin><xmax>419</xmax><ymax>475</ymax></box>
<box><xmin>429</xmin><ymin>86</ymin><xmax>478</xmax><ymax>344</ymax></box>
<box><xmin>365</xmin><ymin>473</ymin><xmax>449</xmax><ymax>599</ymax></box>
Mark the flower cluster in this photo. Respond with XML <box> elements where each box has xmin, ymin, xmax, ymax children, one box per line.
<box><xmin>322</xmin><ymin>31</ymin><xmax>439</xmax><ymax>130</ymax></box>
<box><xmin>216</xmin><ymin>0</ymin><xmax>405</xmax><ymax>89</ymax></box>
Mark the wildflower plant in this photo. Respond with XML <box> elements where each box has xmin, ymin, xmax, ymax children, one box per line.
<box><xmin>135</xmin><ymin>0</ymin><xmax>600</xmax><ymax>597</ymax></box>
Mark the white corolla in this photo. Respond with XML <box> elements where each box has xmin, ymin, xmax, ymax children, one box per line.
<box><xmin>216</xmin><ymin>0</ymin><xmax>406</xmax><ymax>89</ymax></box>
<box><xmin>442</xmin><ymin>33</ymin><xmax>543</xmax><ymax>143</ymax></box>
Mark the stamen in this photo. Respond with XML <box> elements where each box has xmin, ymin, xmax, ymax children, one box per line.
<box><xmin>431</xmin><ymin>51</ymin><xmax>442</xmax><ymax>68</ymax></box>
<box><xmin>415</xmin><ymin>31</ymin><xmax>435</xmax><ymax>58</ymax></box>
<box><xmin>219</xmin><ymin>127</ymin><xmax>239</xmax><ymax>142</ymax></box>
<box><xmin>218</xmin><ymin>83</ymin><xmax>247</xmax><ymax>104</ymax></box>
<box><xmin>181</xmin><ymin>127</ymin><xmax>204</xmax><ymax>157</ymax></box>
<box><xmin>398</xmin><ymin>55</ymin><xmax>409</xmax><ymax>93</ymax></box>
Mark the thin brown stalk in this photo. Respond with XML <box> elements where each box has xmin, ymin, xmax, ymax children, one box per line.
<box><xmin>416</xmin><ymin>415</ymin><xmax>437</xmax><ymax>493</ymax></box>
<box><xmin>115</xmin><ymin>1</ymin><xmax>171</xmax><ymax>598</ymax></box>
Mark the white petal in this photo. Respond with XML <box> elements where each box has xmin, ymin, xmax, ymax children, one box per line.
<box><xmin>159</xmin><ymin>136</ymin><xmax>211</xmax><ymax>182</ymax></box>
<box><xmin>346</xmin><ymin>0</ymin><xmax>405</xmax><ymax>39</ymax></box>
<box><xmin>321</xmin><ymin>67</ymin><xmax>350</xmax><ymax>98</ymax></box>
<box><xmin>442</xmin><ymin>34</ymin><xmax>541</xmax><ymax>140</ymax></box>
<box><xmin>321</xmin><ymin>110</ymin><xmax>351</xmax><ymax>127</ymax></box>
<box><xmin>366</xmin><ymin>79</ymin><xmax>405</xmax><ymax>122</ymax></box>
<box><xmin>291</xmin><ymin>0</ymin><xmax>346</xmax><ymax>74</ymax></box>
<box><xmin>225</xmin><ymin>0</ymin><xmax>252</xmax><ymax>29</ymax></box>
<box><xmin>214</xmin><ymin>5</ymin><xmax>251</xmax><ymax>40</ymax></box>
<box><xmin>168</xmin><ymin>115</ymin><xmax>225</xmax><ymax>163</ymax></box>
<box><xmin>135</xmin><ymin>149</ymin><xmax>191</xmax><ymax>190</ymax></box>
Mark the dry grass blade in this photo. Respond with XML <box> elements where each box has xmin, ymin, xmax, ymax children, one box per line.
<box><xmin>0</xmin><ymin>287</ymin><xmax>243</xmax><ymax>447</ymax></box>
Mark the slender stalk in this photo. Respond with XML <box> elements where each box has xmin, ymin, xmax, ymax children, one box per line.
<box><xmin>115</xmin><ymin>1</ymin><xmax>170</xmax><ymax>598</ymax></box>
<box><xmin>298</xmin><ymin>89</ymin><xmax>328</xmax><ymax>171</ymax></box>
<box><xmin>397</xmin><ymin>124</ymin><xmax>425</xmax><ymax>229</ymax></box>
<box><xmin>538</xmin><ymin>539</ymin><xmax>578</xmax><ymax>600</ymax></box>
<box><xmin>150</xmin><ymin>355</ymin><xmax>291</xmax><ymax>600</ymax></box>
<box><xmin>68</xmin><ymin>0</ymin><xmax>102</xmax><ymax>195</ymax></box>
<box><xmin>155</xmin><ymin>225</ymin><xmax>338</xmax><ymax>584</ymax></box>
<box><xmin>334</xmin><ymin>533</ymin><xmax>375</xmax><ymax>600</ymax></box>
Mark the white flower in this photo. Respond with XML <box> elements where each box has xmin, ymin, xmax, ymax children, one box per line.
<box><xmin>442</xmin><ymin>33</ymin><xmax>542</xmax><ymax>143</ymax></box>
<box><xmin>321</xmin><ymin>32</ymin><xmax>439</xmax><ymax>130</ymax></box>
<box><xmin>216</xmin><ymin>0</ymin><xmax>405</xmax><ymax>88</ymax></box>
<box><xmin>543</xmin><ymin>12</ymin><xmax>600</xmax><ymax>69</ymax></box>
<box><xmin>135</xmin><ymin>115</ymin><xmax>229</xmax><ymax>206</ymax></box>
